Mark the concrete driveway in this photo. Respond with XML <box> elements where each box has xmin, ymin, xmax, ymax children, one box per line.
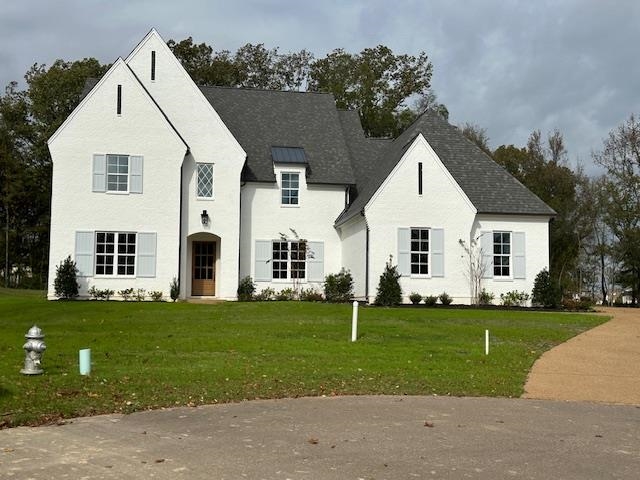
<box><xmin>1</xmin><ymin>395</ymin><xmax>639</xmax><ymax>479</ymax></box>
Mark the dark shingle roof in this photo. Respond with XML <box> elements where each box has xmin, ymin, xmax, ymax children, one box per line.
<box><xmin>335</xmin><ymin>110</ymin><xmax>555</xmax><ymax>225</ymax></box>
<box><xmin>200</xmin><ymin>86</ymin><xmax>355</xmax><ymax>184</ymax></box>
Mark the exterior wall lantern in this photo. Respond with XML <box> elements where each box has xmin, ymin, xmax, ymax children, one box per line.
<box><xmin>201</xmin><ymin>209</ymin><xmax>210</xmax><ymax>226</ymax></box>
<box><xmin>21</xmin><ymin>325</ymin><xmax>46</xmax><ymax>375</ymax></box>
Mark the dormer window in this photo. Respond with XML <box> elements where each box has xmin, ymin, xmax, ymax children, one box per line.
<box><xmin>281</xmin><ymin>172</ymin><xmax>299</xmax><ymax>205</ymax></box>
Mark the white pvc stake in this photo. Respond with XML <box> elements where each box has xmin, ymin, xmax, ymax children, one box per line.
<box><xmin>485</xmin><ymin>330</ymin><xmax>489</xmax><ymax>355</ymax></box>
<box><xmin>351</xmin><ymin>301</ymin><xmax>359</xmax><ymax>342</ymax></box>
<box><xmin>79</xmin><ymin>348</ymin><xmax>91</xmax><ymax>375</ymax></box>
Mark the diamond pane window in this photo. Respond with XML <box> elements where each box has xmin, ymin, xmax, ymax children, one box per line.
<box><xmin>197</xmin><ymin>163</ymin><xmax>214</xmax><ymax>198</ymax></box>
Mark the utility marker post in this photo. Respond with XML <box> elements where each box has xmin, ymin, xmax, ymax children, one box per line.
<box><xmin>485</xmin><ymin>329</ymin><xmax>489</xmax><ymax>355</ymax></box>
<box><xmin>351</xmin><ymin>301</ymin><xmax>359</xmax><ymax>342</ymax></box>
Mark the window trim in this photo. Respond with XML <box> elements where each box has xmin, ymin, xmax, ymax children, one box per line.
<box><xmin>410</xmin><ymin>227</ymin><xmax>430</xmax><ymax>277</ymax></box>
<box><xmin>196</xmin><ymin>162</ymin><xmax>215</xmax><ymax>200</ymax></box>
<box><xmin>492</xmin><ymin>231</ymin><xmax>512</xmax><ymax>279</ymax></box>
<box><xmin>94</xmin><ymin>231</ymin><xmax>137</xmax><ymax>277</ymax></box>
<box><xmin>271</xmin><ymin>239</ymin><xmax>307</xmax><ymax>282</ymax></box>
<box><xmin>106</xmin><ymin>154</ymin><xmax>130</xmax><ymax>194</ymax></box>
<box><xmin>280</xmin><ymin>171</ymin><xmax>300</xmax><ymax>207</ymax></box>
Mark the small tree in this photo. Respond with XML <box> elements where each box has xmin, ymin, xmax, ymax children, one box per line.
<box><xmin>170</xmin><ymin>276</ymin><xmax>180</xmax><ymax>302</ymax></box>
<box><xmin>459</xmin><ymin>236</ymin><xmax>489</xmax><ymax>306</ymax></box>
<box><xmin>375</xmin><ymin>256</ymin><xmax>402</xmax><ymax>306</ymax></box>
<box><xmin>54</xmin><ymin>256</ymin><xmax>79</xmax><ymax>299</ymax></box>
<box><xmin>532</xmin><ymin>268</ymin><xmax>561</xmax><ymax>308</ymax></box>
<box><xmin>324</xmin><ymin>268</ymin><xmax>353</xmax><ymax>302</ymax></box>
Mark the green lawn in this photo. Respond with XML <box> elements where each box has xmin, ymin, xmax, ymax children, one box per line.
<box><xmin>0</xmin><ymin>288</ymin><xmax>607</xmax><ymax>428</ymax></box>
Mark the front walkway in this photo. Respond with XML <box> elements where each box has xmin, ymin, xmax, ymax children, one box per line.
<box><xmin>523</xmin><ymin>307</ymin><xmax>640</xmax><ymax>405</ymax></box>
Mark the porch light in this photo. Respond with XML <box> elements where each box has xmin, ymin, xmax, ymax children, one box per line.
<box><xmin>201</xmin><ymin>210</ymin><xmax>210</xmax><ymax>226</ymax></box>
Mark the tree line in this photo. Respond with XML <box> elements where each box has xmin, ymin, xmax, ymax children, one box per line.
<box><xmin>0</xmin><ymin>36</ymin><xmax>637</xmax><ymax>304</ymax></box>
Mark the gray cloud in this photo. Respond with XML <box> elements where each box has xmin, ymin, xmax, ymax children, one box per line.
<box><xmin>1</xmin><ymin>0</ymin><xmax>638</xmax><ymax>174</ymax></box>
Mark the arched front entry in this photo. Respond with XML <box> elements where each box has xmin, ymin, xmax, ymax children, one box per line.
<box><xmin>187</xmin><ymin>232</ymin><xmax>220</xmax><ymax>297</ymax></box>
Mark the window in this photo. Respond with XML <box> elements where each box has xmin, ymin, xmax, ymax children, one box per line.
<box><xmin>151</xmin><ymin>51</ymin><xmax>156</xmax><ymax>81</ymax></box>
<box><xmin>197</xmin><ymin>163</ymin><xmax>214</xmax><ymax>198</ymax></box>
<box><xmin>418</xmin><ymin>162</ymin><xmax>423</xmax><ymax>195</ymax></box>
<box><xmin>93</xmin><ymin>154</ymin><xmax>142</xmax><ymax>194</ymax></box>
<box><xmin>493</xmin><ymin>232</ymin><xmax>511</xmax><ymax>277</ymax></box>
<box><xmin>95</xmin><ymin>232</ymin><xmax>136</xmax><ymax>276</ymax></box>
<box><xmin>281</xmin><ymin>172</ymin><xmax>299</xmax><ymax>205</ymax></box>
<box><xmin>272</xmin><ymin>240</ymin><xmax>306</xmax><ymax>279</ymax></box>
<box><xmin>410</xmin><ymin>228</ymin><xmax>429</xmax><ymax>275</ymax></box>
<box><xmin>107</xmin><ymin>154</ymin><xmax>129</xmax><ymax>192</ymax></box>
<box><xmin>117</xmin><ymin>84</ymin><xmax>122</xmax><ymax>115</ymax></box>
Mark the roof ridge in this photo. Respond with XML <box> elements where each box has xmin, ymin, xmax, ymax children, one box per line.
<box><xmin>197</xmin><ymin>84</ymin><xmax>336</xmax><ymax>96</ymax></box>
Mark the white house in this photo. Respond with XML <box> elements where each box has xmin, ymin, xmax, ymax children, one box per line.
<box><xmin>47</xmin><ymin>29</ymin><xmax>555</xmax><ymax>303</ymax></box>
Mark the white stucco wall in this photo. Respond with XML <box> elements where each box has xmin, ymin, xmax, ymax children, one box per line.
<box><xmin>240</xmin><ymin>163</ymin><xmax>347</xmax><ymax>294</ymax></box>
<box><xmin>47</xmin><ymin>59</ymin><xmax>187</xmax><ymax>299</ymax></box>
<box><xmin>125</xmin><ymin>31</ymin><xmax>245</xmax><ymax>299</ymax></box>
<box><xmin>338</xmin><ymin>214</ymin><xmax>368</xmax><ymax>300</ymax></box>
<box><xmin>365</xmin><ymin>134</ymin><xmax>478</xmax><ymax>304</ymax></box>
<box><xmin>473</xmin><ymin>215</ymin><xmax>550</xmax><ymax>303</ymax></box>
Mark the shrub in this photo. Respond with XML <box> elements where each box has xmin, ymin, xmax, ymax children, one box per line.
<box><xmin>149</xmin><ymin>291</ymin><xmax>164</xmax><ymax>302</ymax></box>
<box><xmin>375</xmin><ymin>257</ymin><xmax>402</xmax><ymax>306</ymax></box>
<box><xmin>324</xmin><ymin>269</ymin><xmax>354</xmax><ymax>303</ymax></box>
<box><xmin>562</xmin><ymin>297</ymin><xmax>595</xmax><ymax>311</ymax></box>
<box><xmin>237</xmin><ymin>276</ymin><xmax>256</xmax><ymax>301</ymax></box>
<box><xmin>276</xmin><ymin>288</ymin><xmax>296</xmax><ymax>301</ymax></box>
<box><xmin>119</xmin><ymin>288</ymin><xmax>134</xmax><ymax>301</ymax></box>
<box><xmin>439</xmin><ymin>292</ymin><xmax>453</xmax><ymax>306</ymax></box>
<box><xmin>532</xmin><ymin>268</ymin><xmax>561</xmax><ymax>308</ymax></box>
<box><xmin>300</xmin><ymin>288</ymin><xmax>324</xmax><ymax>302</ymax></box>
<box><xmin>54</xmin><ymin>256</ymin><xmax>79</xmax><ymax>300</ymax></box>
<box><xmin>134</xmin><ymin>288</ymin><xmax>146</xmax><ymax>302</ymax></box>
<box><xmin>478</xmin><ymin>288</ymin><xmax>494</xmax><ymax>306</ymax></box>
<box><xmin>500</xmin><ymin>290</ymin><xmax>530</xmax><ymax>307</ymax></box>
<box><xmin>409</xmin><ymin>292</ymin><xmax>422</xmax><ymax>305</ymax></box>
<box><xmin>88</xmin><ymin>285</ymin><xmax>99</xmax><ymax>300</ymax></box>
<box><xmin>88</xmin><ymin>286</ymin><xmax>114</xmax><ymax>300</ymax></box>
<box><xmin>424</xmin><ymin>295</ymin><xmax>438</xmax><ymax>306</ymax></box>
<box><xmin>254</xmin><ymin>287</ymin><xmax>275</xmax><ymax>301</ymax></box>
<box><xmin>170</xmin><ymin>277</ymin><xmax>180</xmax><ymax>302</ymax></box>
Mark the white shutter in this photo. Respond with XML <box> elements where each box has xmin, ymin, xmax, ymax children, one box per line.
<box><xmin>92</xmin><ymin>154</ymin><xmax>106</xmax><ymax>192</ymax></box>
<box><xmin>307</xmin><ymin>241</ymin><xmax>324</xmax><ymax>282</ymax></box>
<box><xmin>481</xmin><ymin>231</ymin><xmax>493</xmax><ymax>279</ymax></box>
<box><xmin>431</xmin><ymin>228</ymin><xmax>444</xmax><ymax>277</ymax></box>
<box><xmin>137</xmin><ymin>232</ymin><xmax>156</xmax><ymax>277</ymax></box>
<box><xmin>513</xmin><ymin>232</ymin><xmax>526</xmax><ymax>279</ymax></box>
<box><xmin>397</xmin><ymin>228</ymin><xmax>410</xmax><ymax>276</ymax></box>
<box><xmin>130</xmin><ymin>155</ymin><xmax>143</xmax><ymax>194</ymax></box>
<box><xmin>254</xmin><ymin>240</ymin><xmax>272</xmax><ymax>281</ymax></box>
<box><xmin>75</xmin><ymin>231</ymin><xmax>94</xmax><ymax>277</ymax></box>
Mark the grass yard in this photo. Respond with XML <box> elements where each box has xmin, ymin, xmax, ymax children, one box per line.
<box><xmin>0</xmin><ymin>288</ymin><xmax>607</xmax><ymax>428</ymax></box>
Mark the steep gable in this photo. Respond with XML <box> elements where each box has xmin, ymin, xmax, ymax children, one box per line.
<box><xmin>48</xmin><ymin>58</ymin><xmax>188</xmax><ymax>153</ymax></box>
<box><xmin>336</xmin><ymin>110</ymin><xmax>555</xmax><ymax>226</ymax></box>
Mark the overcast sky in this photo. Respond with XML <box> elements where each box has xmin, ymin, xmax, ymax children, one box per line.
<box><xmin>2</xmin><ymin>0</ymin><xmax>639</xmax><ymax>174</ymax></box>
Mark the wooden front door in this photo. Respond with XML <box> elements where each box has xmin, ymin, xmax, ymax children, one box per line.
<box><xmin>192</xmin><ymin>241</ymin><xmax>216</xmax><ymax>296</ymax></box>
